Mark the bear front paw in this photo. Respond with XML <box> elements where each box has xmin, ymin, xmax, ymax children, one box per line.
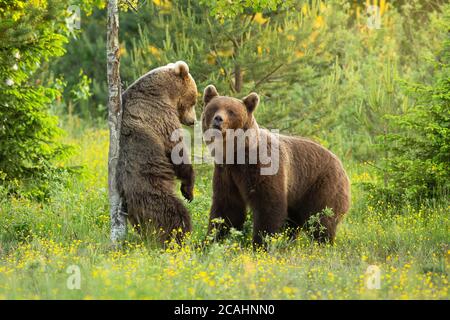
<box><xmin>181</xmin><ymin>183</ymin><xmax>194</xmax><ymax>202</ymax></box>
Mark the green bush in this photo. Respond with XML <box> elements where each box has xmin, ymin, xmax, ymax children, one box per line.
<box><xmin>0</xmin><ymin>0</ymin><xmax>99</xmax><ymax>198</ymax></box>
<box><xmin>369</xmin><ymin>4</ymin><xmax>450</xmax><ymax>203</ymax></box>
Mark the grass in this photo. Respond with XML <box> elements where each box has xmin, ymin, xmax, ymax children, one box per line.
<box><xmin>0</xmin><ymin>127</ymin><xmax>448</xmax><ymax>299</ymax></box>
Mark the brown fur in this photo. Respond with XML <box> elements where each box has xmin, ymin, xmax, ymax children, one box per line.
<box><xmin>201</xmin><ymin>85</ymin><xmax>351</xmax><ymax>245</ymax></box>
<box><xmin>117</xmin><ymin>61</ymin><xmax>197</xmax><ymax>244</ymax></box>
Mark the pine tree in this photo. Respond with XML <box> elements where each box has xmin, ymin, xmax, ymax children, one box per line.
<box><xmin>372</xmin><ymin>4</ymin><xmax>450</xmax><ymax>203</ymax></box>
<box><xmin>124</xmin><ymin>0</ymin><xmax>328</xmax><ymax>96</ymax></box>
<box><xmin>0</xmin><ymin>1</ymin><xmax>72</xmax><ymax>198</ymax></box>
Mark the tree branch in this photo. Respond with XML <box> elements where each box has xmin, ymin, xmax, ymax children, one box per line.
<box><xmin>253</xmin><ymin>63</ymin><xmax>284</xmax><ymax>89</ymax></box>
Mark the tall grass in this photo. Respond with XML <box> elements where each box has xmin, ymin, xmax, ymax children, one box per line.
<box><xmin>0</xmin><ymin>0</ymin><xmax>448</xmax><ymax>301</ymax></box>
<box><xmin>0</xmin><ymin>127</ymin><xmax>448</xmax><ymax>299</ymax></box>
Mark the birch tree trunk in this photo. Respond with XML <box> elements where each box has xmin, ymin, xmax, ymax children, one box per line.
<box><xmin>107</xmin><ymin>0</ymin><xmax>127</xmax><ymax>243</ymax></box>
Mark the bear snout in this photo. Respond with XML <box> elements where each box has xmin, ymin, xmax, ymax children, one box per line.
<box><xmin>212</xmin><ymin>115</ymin><xmax>223</xmax><ymax>129</ymax></box>
<box><xmin>181</xmin><ymin>107</ymin><xmax>197</xmax><ymax>126</ymax></box>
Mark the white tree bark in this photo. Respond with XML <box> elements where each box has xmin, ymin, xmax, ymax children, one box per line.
<box><xmin>107</xmin><ymin>0</ymin><xmax>127</xmax><ymax>243</ymax></box>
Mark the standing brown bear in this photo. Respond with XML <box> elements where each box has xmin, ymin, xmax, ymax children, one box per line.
<box><xmin>201</xmin><ymin>85</ymin><xmax>350</xmax><ymax>245</ymax></box>
<box><xmin>117</xmin><ymin>61</ymin><xmax>197</xmax><ymax>244</ymax></box>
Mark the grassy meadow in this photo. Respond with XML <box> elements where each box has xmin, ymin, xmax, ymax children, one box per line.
<box><xmin>1</xmin><ymin>0</ymin><xmax>449</xmax><ymax>301</ymax></box>
<box><xmin>0</xmin><ymin>125</ymin><xmax>448</xmax><ymax>300</ymax></box>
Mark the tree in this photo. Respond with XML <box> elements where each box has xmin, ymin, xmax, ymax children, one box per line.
<box><xmin>370</xmin><ymin>4</ymin><xmax>450</xmax><ymax>203</ymax></box>
<box><xmin>199</xmin><ymin>0</ymin><xmax>295</xmax><ymax>93</ymax></box>
<box><xmin>0</xmin><ymin>0</ymin><xmax>72</xmax><ymax>198</ymax></box>
<box><xmin>200</xmin><ymin>0</ymin><xmax>294</xmax><ymax>20</ymax></box>
<box><xmin>107</xmin><ymin>0</ymin><xmax>127</xmax><ymax>243</ymax></box>
<box><xmin>125</xmin><ymin>0</ymin><xmax>327</xmax><ymax>95</ymax></box>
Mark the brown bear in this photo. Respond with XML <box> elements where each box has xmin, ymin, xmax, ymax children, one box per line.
<box><xmin>117</xmin><ymin>61</ymin><xmax>197</xmax><ymax>244</ymax></box>
<box><xmin>201</xmin><ymin>85</ymin><xmax>350</xmax><ymax>245</ymax></box>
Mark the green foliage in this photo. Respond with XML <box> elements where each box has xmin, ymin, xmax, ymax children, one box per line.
<box><xmin>381</xmin><ymin>79</ymin><xmax>450</xmax><ymax>200</ymax></box>
<box><xmin>200</xmin><ymin>0</ymin><xmax>295</xmax><ymax>19</ymax></box>
<box><xmin>123</xmin><ymin>1</ymin><xmax>318</xmax><ymax>94</ymax></box>
<box><xmin>370</xmin><ymin>6</ymin><xmax>450</xmax><ymax>202</ymax></box>
<box><xmin>56</xmin><ymin>0</ymin><xmax>446</xmax><ymax>162</ymax></box>
<box><xmin>50</xmin><ymin>7</ymin><xmax>107</xmax><ymax>121</ymax></box>
<box><xmin>305</xmin><ymin>207</ymin><xmax>335</xmax><ymax>240</ymax></box>
<box><xmin>0</xmin><ymin>1</ymin><xmax>70</xmax><ymax>198</ymax></box>
<box><xmin>0</xmin><ymin>0</ymin><xmax>101</xmax><ymax>197</ymax></box>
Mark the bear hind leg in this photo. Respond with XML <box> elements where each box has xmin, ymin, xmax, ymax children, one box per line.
<box><xmin>127</xmin><ymin>192</ymin><xmax>192</xmax><ymax>245</ymax></box>
<box><xmin>250</xmin><ymin>193</ymin><xmax>288</xmax><ymax>247</ymax></box>
<box><xmin>293</xmin><ymin>175</ymin><xmax>349</xmax><ymax>244</ymax></box>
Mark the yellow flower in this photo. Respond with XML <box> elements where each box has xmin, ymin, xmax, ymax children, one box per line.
<box><xmin>314</xmin><ymin>16</ymin><xmax>325</xmax><ymax>29</ymax></box>
<box><xmin>380</xmin><ymin>0</ymin><xmax>388</xmax><ymax>16</ymax></box>
<box><xmin>119</xmin><ymin>44</ymin><xmax>127</xmax><ymax>57</ymax></box>
<box><xmin>253</xmin><ymin>13</ymin><xmax>268</xmax><ymax>25</ymax></box>
<box><xmin>295</xmin><ymin>50</ymin><xmax>305</xmax><ymax>58</ymax></box>
<box><xmin>153</xmin><ymin>0</ymin><xmax>172</xmax><ymax>12</ymax></box>
<box><xmin>328</xmin><ymin>272</ymin><xmax>335</xmax><ymax>282</ymax></box>
<box><xmin>148</xmin><ymin>45</ymin><xmax>160</xmax><ymax>57</ymax></box>
<box><xmin>282</xmin><ymin>286</ymin><xmax>296</xmax><ymax>296</ymax></box>
<box><xmin>206</xmin><ymin>53</ymin><xmax>216</xmax><ymax>65</ymax></box>
<box><xmin>29</xmin><ymin>0</ymin><xmax>45</xmax><ymax>8</ymax></box>
<box><xmin>302</xmin><ymin>4</ymin><xmax>309</xmax><ymax>16</ymax></box>
<box><xmin>164</xmin><ymin>268</ymin><xmax>177</xmax><ymax>277</ymax></box>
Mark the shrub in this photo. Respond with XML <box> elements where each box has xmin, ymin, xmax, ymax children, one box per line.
<box><xmin>0</xmin><ymin>0</ymin><xmax>97</xmax><ymax>198</ymax></box>
<box><xmin>369</xmin><ymin>4</ymin><xmax>450</xmax><ymax>203</ymax></box>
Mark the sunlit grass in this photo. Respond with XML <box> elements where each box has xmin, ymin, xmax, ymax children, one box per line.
<box><xmin>0</xmin><ymin>128</ymin><xmax>448</xmax><ymax>299</ymax></box>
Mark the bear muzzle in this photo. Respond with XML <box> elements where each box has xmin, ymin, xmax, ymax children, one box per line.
<box><xmin>212</xmin><ymin>115</ymin><xmax>223</xmax><ymax>129</ymax></box>
<box><xmin>181</xmin><ymin>108</ymin><xmax>197</xmax><ymax>126</ymax></box>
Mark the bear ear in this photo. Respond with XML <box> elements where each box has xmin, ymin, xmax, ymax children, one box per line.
<box><xmin>242</xmin><ymin>92</ymin><xmax>259</xmax><ymax>113</ymax></box>
<box><xmin>173</xmin><ymin>61</ymin><xmax>189</xmax><ymax>78</ymax></box>
<box><xmin>203</xmin><ymin>85</ymin><xmax>219</xmax><ymax>105</ymax></box>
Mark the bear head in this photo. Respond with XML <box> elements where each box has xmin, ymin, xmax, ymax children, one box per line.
<box><xmin>201</xmin><ymin>84</ymin><xmax>259</xmax><ymax>134</ymax></box>
<box><xmin>130</xmin><ymin>61</ymin><xmax>197</xmax><ymax>126</ymax></box>
<box><xmin>166</xmin><ymin>61</ymin><xmax>197</xmax><ymax>126</ymax></box>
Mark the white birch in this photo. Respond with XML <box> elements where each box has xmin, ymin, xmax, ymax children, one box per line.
<box><xmin>107</xmin><ymin>0</ymin><xmax>127</xmax><ymax>243</ymax></box>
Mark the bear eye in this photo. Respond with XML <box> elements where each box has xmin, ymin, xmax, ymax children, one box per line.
<box><xmin>227</xmin><ymin>110</ymin><xmax>235</xmax><ymax>116</ymax></box>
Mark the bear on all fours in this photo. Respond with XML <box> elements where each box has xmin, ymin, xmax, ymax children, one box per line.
<box><xmin>201</xmin><ymin>85</ymin><xmax>351</xmax><ymax>246</ymax></box>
